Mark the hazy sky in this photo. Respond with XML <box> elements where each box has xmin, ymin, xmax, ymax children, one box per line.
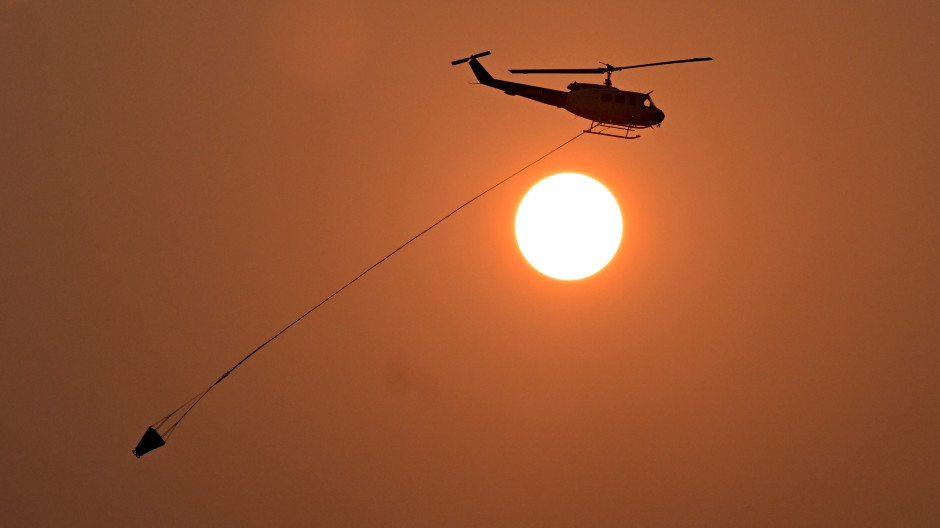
<box><xmin>2</xmin><ymin>1</ymin><xmax>937</xmax><ymax>526</ymax></box>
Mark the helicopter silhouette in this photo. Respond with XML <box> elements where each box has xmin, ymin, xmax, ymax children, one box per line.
<box><xmin>452</xmin><ymin>51</ymin><xmax>712</xmax><ymax>139</ymax></box>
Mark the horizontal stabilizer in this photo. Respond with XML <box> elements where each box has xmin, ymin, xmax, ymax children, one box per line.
<box><xmin>451</xmin><ymin>51</ymin><xmax>491</xmax><ymax>66</ymax></box>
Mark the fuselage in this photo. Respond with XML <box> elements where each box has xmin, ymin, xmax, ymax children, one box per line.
<box><xmin>463</xmin><ymin>57</ymin><xmax>664</xmax><ymax>128</ymax></box>
<box><xmin>564</xmin><ymin>82</ymin><xmax>664</xmax><ymax>127</ymax></box>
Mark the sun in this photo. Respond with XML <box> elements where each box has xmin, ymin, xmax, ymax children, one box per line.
<box><xmin>515</xmin><ymin>173</ymin><xmax>623</xmax><ymax>280</ymax></box>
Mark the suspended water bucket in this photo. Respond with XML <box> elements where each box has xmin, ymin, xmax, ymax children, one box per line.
<box><xmin>133</xmin><ymin>427</ymin><xmax>166</xmax><ymax>458</ymax></box>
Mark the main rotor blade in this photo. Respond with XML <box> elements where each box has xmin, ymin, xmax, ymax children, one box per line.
<box><xmin>509</xmin><ymin>67</ymin><xmax>610</xmax><ymax>74</ymax></box>
<box><xmin>510</xmin><ymin>57</ymin><xmax>713</xmax><ymax>75</ymax></box>
<box><xmin>609</xmin><ymin>57</ymin><xmax>713</xmax><ymax>72</ymax></box>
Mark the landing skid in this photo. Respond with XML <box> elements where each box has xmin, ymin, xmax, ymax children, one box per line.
<box><xmin>584</xmin><ymin>121</ymin><xmax>644</xmax><ymax>139</ymax></box>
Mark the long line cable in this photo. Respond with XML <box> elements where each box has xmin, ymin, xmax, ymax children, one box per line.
<box><xmin>152</xmin><ymin>131</ymin><xmax>586</xmax><ymax>438</ymax></box>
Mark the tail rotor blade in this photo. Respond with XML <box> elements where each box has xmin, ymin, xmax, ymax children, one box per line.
<box><xmin>451</xmin><ymin>51</ymin><xmax>491</xmax><ymax>66</ymax></box>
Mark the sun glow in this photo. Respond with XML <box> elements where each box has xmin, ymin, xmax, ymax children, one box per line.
<box><xmin>515</xmin><ymin>173</ymin><xmax>623</xmax><ymax>280</ymax></box>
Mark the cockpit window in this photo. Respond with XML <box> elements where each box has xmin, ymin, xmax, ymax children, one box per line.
<box><xmin>643</xmin><ymin>96</ymin><xmax>651</xmax><ymax>108</ymax></box>
<box><xmin>601</xmin><ymin>94</ymin><xmax>612</xmax><ymax>102</ymax></box>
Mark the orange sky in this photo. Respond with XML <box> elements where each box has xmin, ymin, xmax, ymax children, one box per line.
<box><xmin>1</xmin><ymin>1</ymin><xmax>937</xmax><ymax>526</ymax></box>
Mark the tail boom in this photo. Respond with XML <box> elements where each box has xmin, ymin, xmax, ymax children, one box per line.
<box><xmin>453</xmin><ymin>52</ymin><xmax>567</xmax><ymax>108</ymax></box>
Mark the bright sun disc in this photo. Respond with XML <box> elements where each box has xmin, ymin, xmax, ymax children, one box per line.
<box><xmin>515</xmin><ymin>173</ymin><xmax>623</xmax><ymax>280</ymax></box>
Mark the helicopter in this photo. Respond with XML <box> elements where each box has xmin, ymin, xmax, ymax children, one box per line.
<box><xmin>452</xmin><ymin>51</ymin><xmax>712</xmax><ymax>139</ymax></box>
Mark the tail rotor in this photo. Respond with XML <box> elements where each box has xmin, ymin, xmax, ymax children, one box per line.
<box><xmin>451</xmin><ymin>51</ymin><xmax>491</xmax><ymax>66</ymax></box>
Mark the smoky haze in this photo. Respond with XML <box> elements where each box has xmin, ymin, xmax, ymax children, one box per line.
<box><xmin>1</xmin><ymin>1</ymin><xmax>937</xmax><ymax>526</ymax></box>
